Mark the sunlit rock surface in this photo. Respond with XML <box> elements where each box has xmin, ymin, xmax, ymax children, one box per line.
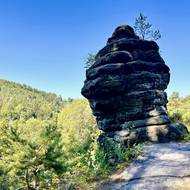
<box><xmin>97</xmin><ymin>143</ymin><xmax>190</xmax><ymax>190</ymax></box>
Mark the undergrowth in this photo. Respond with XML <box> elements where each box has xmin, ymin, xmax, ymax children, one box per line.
<box><xmin>182</xmin><ymin>131</ymin><xmax>190</xmax><ymax>142</ymax></box>
<box><xmin>64</xmin><ymin>135</ymin><xmax>144</xmax><ymax>190</ymax></box>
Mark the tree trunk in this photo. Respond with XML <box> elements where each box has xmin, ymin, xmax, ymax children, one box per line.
<box><xmin>33</xmin><ymin>171</ymin><xmax>40</xmax><ymax>190</ymax></box>
<box><xmin>25</xmin><ymin>169</ymin><xmax>35</xmax><ymax>190</ymax></box>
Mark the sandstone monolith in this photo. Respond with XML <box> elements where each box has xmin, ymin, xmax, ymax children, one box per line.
<box><xmin>81</xmin><ymin>25</ymin><xmax>188</xmax><ymax>145</ymax></box>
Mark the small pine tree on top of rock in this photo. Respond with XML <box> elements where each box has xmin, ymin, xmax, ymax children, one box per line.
<box><xmin>134</xmin><ymin>13</ymin><xmax>161</xmax><ymax>40</ymax></box>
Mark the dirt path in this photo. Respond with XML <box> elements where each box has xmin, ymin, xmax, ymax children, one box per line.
<box><xmin>98</xmin><ymin>143</ymin><xmax>190</xmax><ymax>190</ymax></box>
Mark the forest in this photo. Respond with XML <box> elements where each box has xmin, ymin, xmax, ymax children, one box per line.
<box><xmin>0</xmin><ymin>79</ymin><xmax>189</xmax><ymax>189</ymax></box>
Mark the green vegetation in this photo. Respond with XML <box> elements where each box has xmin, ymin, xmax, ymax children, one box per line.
<box><xmin>134</xmin><ymin>13</ymin><xmax>161</xmax><ymax>40</ymax></box>
<box><xmin>0</xmin><ymin>79</ymin><xmax>142</xmax><ymax>189</ymax></box>
<box><xmin>84</xmin><ymin>53</ymin><xmax>96</xmax><ymax>69</ymax></box>
<box><xmin>168</xmin><ymin>92</ymin><xmax>190</xmax><ymax>142</ymax></box>
<box><xmin>0</xmin><ymin>80</ymin><xmax>189</xmax><ymax>189</ymax></box>
<box><xmin>168</xmin><ymin>92</ymin><xmax>190</xmax><ymax>131</ymax></box>
<box><xmin>0</xmin><ymin>79</ymin><xmax>67</xmax><ymax>189</ymax></box>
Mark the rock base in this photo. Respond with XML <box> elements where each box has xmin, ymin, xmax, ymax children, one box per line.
<box><xmin>98</xmin><ymin>123</ymin><xmax>188</xmax><ymax>146</ymax></box>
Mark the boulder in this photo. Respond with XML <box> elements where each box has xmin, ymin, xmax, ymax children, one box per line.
<box><xmin>81</xmin><ymin>24</ymin><xmax>188</xmax><ymax>145</ymax></box>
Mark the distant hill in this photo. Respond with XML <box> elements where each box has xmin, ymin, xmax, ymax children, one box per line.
<box><xmin>0</xmin><ymin>79</ymin><xmax>65</xmax><ymax>120</ymax></box>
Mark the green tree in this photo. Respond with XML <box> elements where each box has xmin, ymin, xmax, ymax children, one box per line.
<box><xmin>57</xmin><ymin>99</ymin><xmax>98</xmax><ymax>188</ymax></box>
<box><xmin>84</xmin><ymin>53</ymin><xmax>95</xmax><ymax>69</ymax></box>
<box><xmin>168</xmin><ymin>92</ymin><xmax>190</xmax><ymax>131</ymax></box>
<box><xmin>0</xmin><ymin>119</ymin><xmax>66</xmax><ymax>189</ymax></box>
<box><xmin>134</xmin><ymin>13</ymin><xmax>161</xmax><ymax>40</ymax></box>
<box><xmin>58</xmin><ymin>99</ymin><xmax>96</xmax><ymax>152</ymax></box>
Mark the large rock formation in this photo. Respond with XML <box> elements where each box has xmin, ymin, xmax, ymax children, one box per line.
<box><xmin>81</xmin><ymin>25</ymin><xmax>188</xmax><ymax>145</ymax></box>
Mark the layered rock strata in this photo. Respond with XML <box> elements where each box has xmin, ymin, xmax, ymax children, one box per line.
<box><xmin>81</xmin><ymin>25</ymin><xmax>188</xmax><ymax>145</ymax></box>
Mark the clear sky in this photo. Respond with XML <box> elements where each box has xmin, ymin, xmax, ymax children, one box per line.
<box><xmin>0</xmin><ymin>0</ymin><xmax>190</xmax><ymax>98</ymax></box>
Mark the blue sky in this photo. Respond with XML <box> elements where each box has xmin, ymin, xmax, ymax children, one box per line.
<box><xmin>0</xmin><ymin>0</ymin><xmax>190</xmax><ymax>98</ymax></box>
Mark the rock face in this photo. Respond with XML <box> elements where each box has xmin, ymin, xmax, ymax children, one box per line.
<box><xmin>81</xmin><ymin>25</ymin><xmax>188</xmax><ymax>145</ymax></box>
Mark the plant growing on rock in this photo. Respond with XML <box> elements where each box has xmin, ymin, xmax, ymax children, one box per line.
<box><xmin>134</xmin><ymin>13</ymin><xmax>161</xmax><ymax>40</ymax></box>
<box><xmin>84</xmin><ymin>53</ymin><xmax>96</xmax><ymax>69</ymax></box>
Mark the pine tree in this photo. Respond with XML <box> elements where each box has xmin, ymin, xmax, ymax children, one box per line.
<box><xmin>0</xmin><ymin>120</ymin><xmax>67</xmax><ymax>189</ymax></box>
<box><xmin>134</xmin><ymin>13</ymin><xmax>161</xmax><ymax>40</ymax></box>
